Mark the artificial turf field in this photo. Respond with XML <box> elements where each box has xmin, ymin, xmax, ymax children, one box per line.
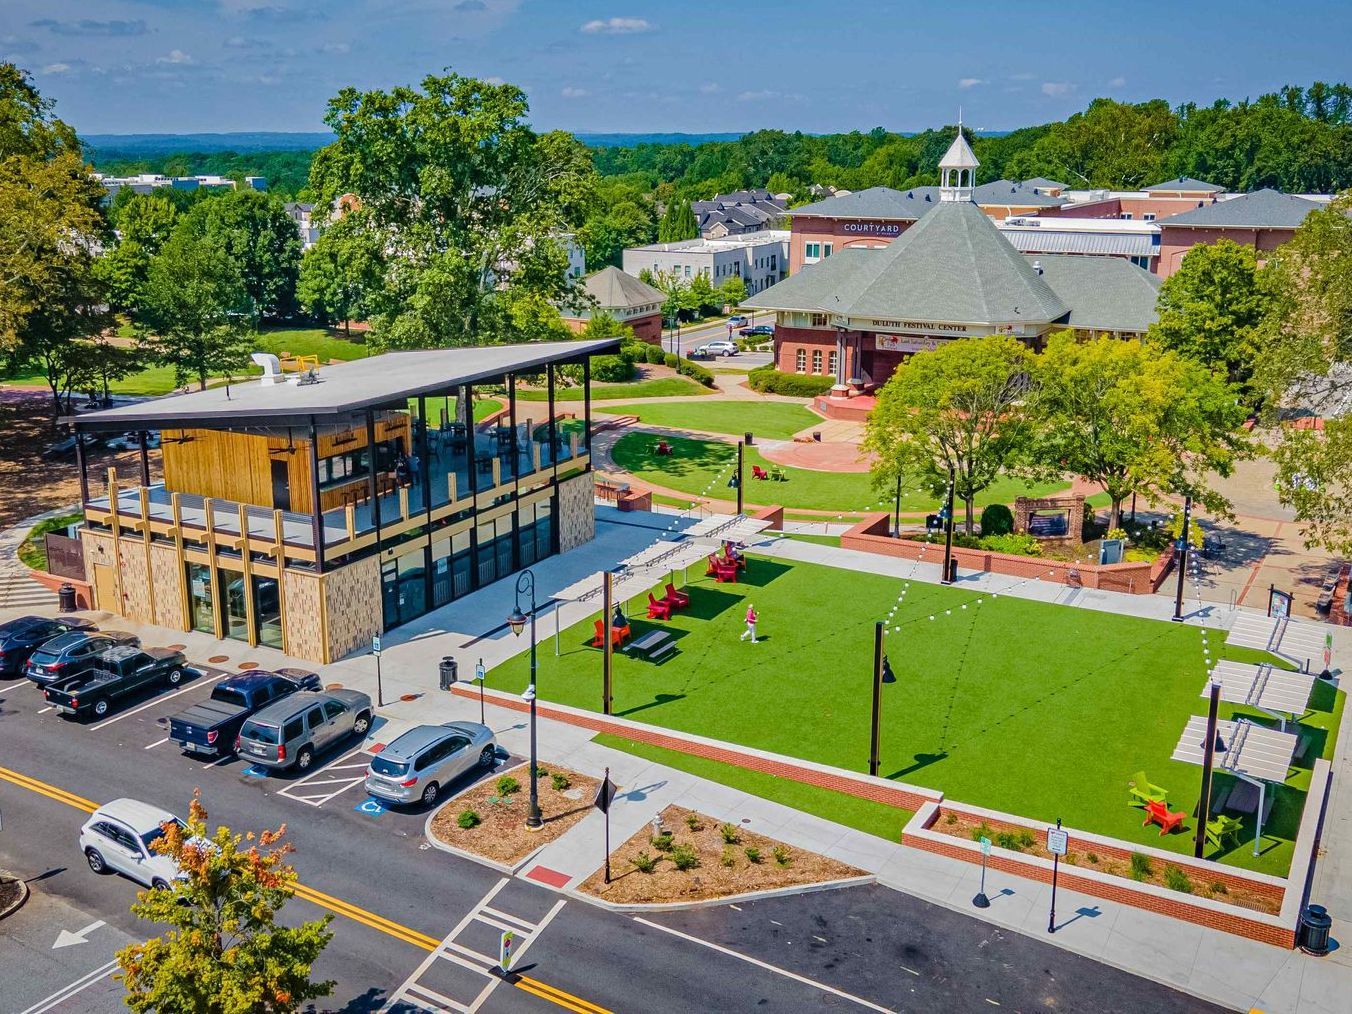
<box><xmin>487</xmin><ymin>553</ymin><xmax>1343</xmax><ymax>876</ymax></box>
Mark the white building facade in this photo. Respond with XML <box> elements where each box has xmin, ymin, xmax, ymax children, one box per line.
<box><xmin>622</xmin><ymin>231</ymin><xmax>789</xmax><ymax>295</ymax></box>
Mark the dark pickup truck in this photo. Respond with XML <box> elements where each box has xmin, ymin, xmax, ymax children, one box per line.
<box><xmin>43</xmin><ymin>646</ymin><xmax>189</xmax><ymax>720</ymax></box>
<box><xmin>168</xmin><ymin>669</ymin><xmax>321</xmax><ymax>756</ymax></box>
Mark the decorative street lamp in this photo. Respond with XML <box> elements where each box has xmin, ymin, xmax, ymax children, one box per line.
<box><xmin>868</xmin><ymin>620</ymin><xmax>897</xmax><ymax>777</ymax></box>
<box><xmin>941</xmin><ymin>464</ymin><xmax>957</xmax><ymax>585</ymax></box>
<box><xmin>507</xmin><ymin>568</ymin><xmax>543</xmax><ymax>830</ymax></box>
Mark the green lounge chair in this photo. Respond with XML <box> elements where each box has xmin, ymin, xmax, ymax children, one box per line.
<box><xmin>1205</xmin><ymin>814</ymin><xmax>1243</xmax><ymax>853</ymax></box>
<box><xmin>1128</xmin><ymin>771</ymin><xmax>1167</xmax><ymax>808</ymax></box>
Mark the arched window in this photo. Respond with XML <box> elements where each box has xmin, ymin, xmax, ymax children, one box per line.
<box><xmin>795</xmin><ymin>348</ymin><xmax>806</xmax><ymax>373</ymax></box>
<box><xmin>827</xmin><ymin>350</ymin><xmax>838</xmax><ymax>377</ymax></box>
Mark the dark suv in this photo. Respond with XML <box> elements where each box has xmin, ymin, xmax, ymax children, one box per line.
<box><xmin>0</xmin><ymin>615</ymin><xmax>97</xmax><ymax>678</ymax></box>
<box><xmin>25</xmin><ymin>630</ymin><xmax>140</xmax><ymax>686</ymax></box>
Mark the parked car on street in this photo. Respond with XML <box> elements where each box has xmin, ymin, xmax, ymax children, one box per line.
<box><xmin>739</xmin><ymin>324</ymin><xmax>774</xmax><ymax>337</ymax></box>
<box><xmin>0</xmin><ymin>615</ymin><xmax>97</xmax><ymax>678</ymax></box>
<box><xmin>102</xmin><ymin>431</ymin><xmax>162</xmax><ymax>453</ymax></box>
<box><xmin>728</xmin><ymin>315</ymin><xmax>748</xmax><ymax>326</ymax></box>
<box><xmin>80</xmin><ymin>798</ymin><xmax>188</xmax><ymax>889</ymax></box>
<box><xmin>168</xmin><ymin>669</ymin><xmax>321</xmax><ymax>757</ymax></box>
<box><xmin>694</xmin><ymin>340</ymin><xmax>738</xmax><ymax>357</ymax></box>
<box><xmin>43</xmin><ymin>646</ymin><xmax>189</xmax><ymax>719</ymax></box>
<box><xmin>364</xmin><ymin>722</ymin><xmax>497</xmax><ymax>806</ymax></box>
<box><xmin>24</xmin><ymin>630</ymin><xmax>140</xmax><ymax>686</ymax></box>
<box><xmin>236</xmin><ymin>689</ymin><xmax>373</xmax><ymax>772</ymax></box>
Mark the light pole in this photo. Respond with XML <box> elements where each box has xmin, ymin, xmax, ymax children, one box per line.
<box><xmin>868</xmin><ymin>620</ymin><xmax>896</xmax><ymax>777</ymax></box>
<box><xmin>941</xmin><ymin>464</ymin><xmax>956</xmax><ymax>585</ymax></box>
<box><xmin>507</xmin><ymin>569</ymin><xmax>543</xmax><ymax>830</ymax></box>
<box><xmin>1172</xmin><ymin>494</ymin><xmax>1192</xmax><ymax>622</ymax></box>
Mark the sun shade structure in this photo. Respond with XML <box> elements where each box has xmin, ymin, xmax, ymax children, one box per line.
<box><xmin>1201</xmin><ymin>662</ymin><xmax>1316</xmax><ymax>731</ymax></box>
<box><xmin>684</xmin><ymin>514</ymin><xmax>772</xmax><ymax>545</ymax></box>
<box><xmin>1171</xmin><ymin>715</ymin><xmax>1298</xmax><ymax>855</ymax></box>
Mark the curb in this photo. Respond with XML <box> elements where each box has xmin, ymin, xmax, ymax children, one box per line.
<box><xmin>0</xmin><ymin>873</ymin><xmax>30</xmax><ymax>921</ymax></box>
<box><xmin>421</xmin><ymin>761</ymin><xmax>545</xmax><ymax>876</ymax></box>
<box><xmin>565</xmin><ymin>873</ymin><xmax>877</xmax><ymax>913</ymax></box>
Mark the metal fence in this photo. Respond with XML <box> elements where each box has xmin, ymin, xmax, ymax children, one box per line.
<box><xmin>43</xmin><ymin>532</ymin><xmax>85</xmax><ymax>579</ymax></box>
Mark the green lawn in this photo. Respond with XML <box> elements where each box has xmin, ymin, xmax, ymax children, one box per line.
<box><xmin>517</xmin><ymin>377</ymin><xmax>709</xmax><ymax>402</ymax></box>
<box><xmin>595</xmin><ymin>401</ymin><xmax>821</xmax><ymax>440</ymax></box>
<box><xmin>610</xmin><ymin>432</ymin><xmax>1071</xmax><ymax>513</ymax></box>
<box><xmin>412</xmin><ymin>395</ymin><xmax>503</xmax><ymax>424</ymax></box>
<box><xmin>593</xmin><ymin>733</ymin><xmax>913</xmax><ymax>842</ymax></box>
<box><xmin>18</xmin><ymin>513</ymin><xmax>83</xmax><ymax>571</ymax></box>
<box><xmin>4</xmin><ymin>327</ymin><xmax>368</xmax><ymax>397</ymax></box>
<box><xmin>489</xmin><ymin>556</ymin><xmax>1341</xmax><ymax>876</ymax></box>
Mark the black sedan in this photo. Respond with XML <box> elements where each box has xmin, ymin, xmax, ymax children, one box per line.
<box><xmin>0</xmin><ymin>615</ymin><xmax>98</xmax><ymax>678</ymax></box>
<box><xmin>738</xmin><ymin>324</ymin><xmax>774</xmax><ymax>337</ymax></box>
<box><xmin>24</xmin><ymin>630</ymin><xmax>141</xmax><ymax>686</ymax></box>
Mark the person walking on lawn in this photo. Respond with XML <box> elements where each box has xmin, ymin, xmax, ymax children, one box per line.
<box><xmin>740</xmin><ymin>603</ymin><xmax>759</xmax><ymax>643</ymax></box>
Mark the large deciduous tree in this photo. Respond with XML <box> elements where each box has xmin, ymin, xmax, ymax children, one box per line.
<box><xmin>95</xmin><ymin>192</ymin><xmax>180</xmax><ymax>314</ymax></box>
<box><xmin>1149</xmin><ymin>239</ymin><xmax>1269</xmax><ymax>386</ymax></box>
<box><xmin>116</xmin><ymin>793</ymin><xmax>334</xmax><ymax>1014</ymax></box>
<box><xmin>184</xmin><ymin>189</ymin><xmax>302</xmax><ymax>319</ymax></box>
<box><xmin>307</xmin><ymin>71</ymin><xmax>596</xmax><ymax>349</ymax></box>
<box><xmin>138</xmin><ymin>222</ymin><xmax>254</xmax><ymax>390</ymax></box>
<box><xmin>864</xmin><ymin>335</ymin><xmax>1035</xmax><ymax>533</ymax></box>
<box><xmin>297</xmin><ymin>218</ymin><xmax>382</xmax><ymax>334</ymax></box>
<box><xmin>1033</xmin><ymin>332</ymin><xmax>1251</xmax><ymax>530</ymax></box>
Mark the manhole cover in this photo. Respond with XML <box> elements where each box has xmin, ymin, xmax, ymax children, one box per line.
<box><xmin>399</xmin><ymin>693</ymin><xmax>419</xmax><ymax>702</ymax></box>
<box><xmin>167</xmin><ymin>644</ymin><xmax>186</xmax><ymax>651</ymax></box>
<box><xmin>325</xmin><ymin>682</ymin><xmax>344</xmax><ymax>690</ymax></box>
<box><xmin>208</xmin><ymin>655</ymin><xmax>229</xmax><ymax>664</ymax></box>
<box><xmin>238</xmin><ymin>661</ymin><xmax>259</xmax><ymax>670</ymax></box>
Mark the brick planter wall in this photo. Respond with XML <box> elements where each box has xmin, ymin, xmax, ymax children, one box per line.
<box><xmin>840</xmin><ymin>513</ymin><xmax>1156</xmax><ymax>593</ymax></box>
<box><xmin>752</xmin><ymin>504</ymin><xmax>785</xmax><ymax>529</ymax></box>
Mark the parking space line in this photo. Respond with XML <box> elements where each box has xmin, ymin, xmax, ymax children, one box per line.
<box><xmin>276</xmin><ymin>745</ymin><xmax>374</xmax><ymax>807</ymax></box>
<box><xmin>37</xmin><ymin>706</ymin><xmax>53</xmax><ymax>714</ymax></box>
<box><xmin>88</xmin><ymin>670</ymin><xmax>231</xmax><ymax>731</ymax></box>
<box><xmin>144</xmin><ymin>737</ymin><xmax>169</xmax><ymax>750</ymax></box>
<box><xmin>18</xmin><ymin>959</ymin><xmax>118</xmax><ymax>1014</ymax></box>
<box><xmin>405</xmin><ymin>983</ymin><xmax>470</xmax><ymax>1013</ymax></box>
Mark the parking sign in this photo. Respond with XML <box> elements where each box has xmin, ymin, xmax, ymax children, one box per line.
<box><xmin>1046</xmin><ymin>827</ymin><xmax>1068</xmax><ymax>856</ymax></box>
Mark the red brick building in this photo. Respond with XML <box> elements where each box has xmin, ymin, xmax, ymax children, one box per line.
<box><xmin>561</xmin><ymin>266</ymin><xmax>665</xmax><ymax>344</ymax></box>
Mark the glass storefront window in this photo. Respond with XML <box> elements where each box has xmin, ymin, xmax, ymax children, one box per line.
<box><xmin>187</xmin><ymin>563</ymin><xmax>213</xmax><ymax>634</ymax></box>
<box><xmin>252</xmin><ymin>575</ymin><xmax>283</xmax><ymax>649</ymax></box>
<box><xmin>220</xmin><ymin>571</ymin><xmax>249</xmax><ymax>642</ymax></box>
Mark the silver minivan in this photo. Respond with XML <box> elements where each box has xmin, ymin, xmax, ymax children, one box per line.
<box><xmin>364</xmin><ymin>721</ymin><xmax>496</xmax><ymax>806</ymax></box>
<box><xmin>237</xmin><ymin>689</ymin><xmax>372</xmax><ymax>771</ymax></box>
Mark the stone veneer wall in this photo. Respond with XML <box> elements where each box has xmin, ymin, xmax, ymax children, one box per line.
<box><xmin>81</xmin><ymin>529</ymin><xmax>116</xmax><ymax>611</ymax></box>
<box><xmin>557</xmin><ymin>472</ymin><xmax>596</xmax><ymax>554</ymax></box>
<box><xmin>320</xmin><ymin>556</ymin><xmax>382</xmax><ymax>663</ymax></box>
<box><xmin>149</xmin><ymin>543</ymin><xmax>185</xmax><ymax>629</ymax></box>
<box><xmin>282</xmin><ymin>570</ymin><xmax>323</xmax><ymax>663</ymax></box>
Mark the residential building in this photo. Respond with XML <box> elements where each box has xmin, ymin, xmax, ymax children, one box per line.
<box><xmin>743</xmin><ymin>129</ymin><xmax>1161</xmax><ymax>414</ymax></box>
<box><xmin>622</xmin><ymin>231</ymin><xmax>789</xmax><ymax>296</ymax></box>
<box><xmin>561</xmin><ymin>266</ymin><xmax>666</xmax><ymax>344</ymax></box>
<box><xmin>285</xmin><ymin>202</ymin><xmax>320</xmax><ymax>249</ymax></box>
<box><xmin>692</xmin><ymin>189</ymin><xmax>788</xmax><ymax>238</ymax></box>
<box><xmin>68</xmin><ymin>340</ymin><xmax>614</xmax><ymax>664</ymax></box>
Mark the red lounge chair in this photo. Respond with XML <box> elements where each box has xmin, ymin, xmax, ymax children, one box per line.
<box><xmin>1142</xmin><ymin>799</ymin><xmax>1186</xmax><ymax>836</ymax></box>
<box><xmin>590</xmin><ymin>619</ymin><xmax>629</xmax><ymax>648</ymax></box>
<box><xmin>721</xmin><ymin>545</ymin><xmax>747</xmax><ymax>571</ymax></box>
<box><xmin>752</xmin><ymin>465</ymin><xmax>770</xmax><ymax>480</ymax></box>
<box><xmin>665</xmin><ymin>583</ymin><xmax>690</xmax><ymax>608</ymax></box>
<box><xmin>647</xmin><ymin>593</ymin><xmax>673</xmax><ymax>620</ymax></box>
<box><xmin>707</xmin><ymin>555</ymin><xmax>738</xmax><ymax>583</ymax></box>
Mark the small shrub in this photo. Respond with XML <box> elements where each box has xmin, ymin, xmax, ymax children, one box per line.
<box><xmin>1164</xmin><ymin>865</ymin><xmax>1193</xmax><ymax>894</ymax></box>
<box><xmin>644</xmin><ymin>343</ymin><xmax>666</xmax><ymax>364</ymax></box>
<box><xmin>456</xmin><ymin>809</ymin><xmax>481</xmax><ymax>830</ymax></box>
<box><xmin>496</xmin><ymin>775</ymin><xmax>520</xmax><ymax>797</ymax></box>
<box><xmin>979</xmin><ymin>533</ymin><xmax>1043</xmax><ymax>557</ymax></box>
<box><xmin>979</xmin><ymin>503</ymin><xmax>1014</xmax><ymax>536</ymax></box>
<box><xmin>743</xmin><ymin>846</ymin><xmax>762</xmax><ymax>864</ymax></box>
<box><xmin>944</xmin><ymin>812</ymin><xmax>957</xmax><ymax>825</ymax></box>
<box><xmin>747</xmin><ymin>365</ymin><xmax>834</xmax><ymax>398</ymax></box>
<box><xmin>671</xmin><ymin>844</ymin><xmax>700</xmax><ymax>871</ymax></box>
<box><xmin>970</xmin><ymin>822</ymin><xmax>996</xmax><ymax>844</ymax></box>
<box><xmin>630</xmin><ymin>851</ymin><xmax>659</xmax><ymax>874</ymax></box>
<box><xmin>772</xmin><ymin>846</ymin><xmax>792</xmax><ymax>867</ymax></box>
<box><xmin>719</xmin><ymin>823</ymin><xmax>740</xmax><ymax>844</ymax></box>
<box><xmin>994</xmin><ymin>831</ymin><xmax>1025</xmax><ymax>852</ymax></box>
<box><xmin>651</xmin><ymin>832</ymin><xmax>675</xmax><ymax>853</ymax></box>
<box><xmin>550</xmin><ymin>773</ymin><xmax>570</xmax><ymax>791</ymax></box>
<box><xmin>1085</xmin><ymin>852</ymin><xmax>1100</xmax><ymax>865</ymax></box>
<box><xmin>663</xmin><ymin>352</ymin><xmax>679</xmax><ymax>369</ymax></box>
<box><xmin>1017</xmin><ymin>830</ymin><xmax>1035</xmax><ymax>849</ymax></box>
<box><xmin>675</xmin><ymin>357</ymin><xmax>716</xmax><ymax>388</ymax></box>
<box><xmin>684</xmin><ymin>813</ymin><xmax>703</xmax><ymax>832</ymax></box>
<box><xmin>720</xmin><ymin>845</ymin><xmax>737</xmax><ymax>868</ymax></box>
<box><xmin>532</xmin><ymin>766</ymin><xmax>548</xmax><ymax>780</ymax></box>
<box><xmin>1209</xmin><ymin>880</ymin><xmax>1228</xmax><ymax>895</ymax></box>
<box><xmin>590</xmin><ymin>354</ymin><xmax>637</xmax><ymax>383</ymax></box>
<box><xmin>1129</xmin><ymin>852</ymin><xmax>1153</xmax><ymax>881</ymax></box>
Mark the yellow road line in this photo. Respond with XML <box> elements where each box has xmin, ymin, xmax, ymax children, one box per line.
<box><xmin>0</xmin><ymin>764</ymin><xmax>607</xmax><ymax>1013</ymax></box>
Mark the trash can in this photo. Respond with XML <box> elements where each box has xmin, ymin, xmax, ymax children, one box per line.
<box><xmin>812</xmin><ymin>431</ymin><xmax>821</xmax><ymax>442</ymax></box>
<box><xmin>744</xmin><ymin>431</ymin><xmax>754</xmax><ymax>447</ymax></box>
<box><xmin>1299</xmin><ymin>904</ymin><xmax>1332</xmax><ymax>955</ymax></box>
<box><xmin>58</xmin><ymin>583</ymin><xmax>77</xmax><ymax>613</ymax></box>
<box><xmin>438</xmin><ymin>657</ymin><xmax>458</xmax><ymax>691</ymax></box>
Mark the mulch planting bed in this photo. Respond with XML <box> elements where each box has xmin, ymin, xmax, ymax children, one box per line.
<box><xmin>578</xmin><ymin>805</ymin><xmax>865</xmax><ymax>905</ymax></box>
<box><xmin>0</xmin><ymin>874</ymin><xmax>26</xmax><ymax>918</ymax></box>
<box><xmin>934</xmin><ymin>810</ymin><xmax>1279</xmax><ymax>915</ymax></box>
<box><xmin>429</xmin><ymin>763</ymin><xmax>600</xmax><ymax>867</ymax></box>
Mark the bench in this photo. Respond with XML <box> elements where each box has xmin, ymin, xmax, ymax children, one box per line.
<box><xmin>627</xmin><ymin>630</ymin><xmax>677</xmax><ymax>662</ymax></box>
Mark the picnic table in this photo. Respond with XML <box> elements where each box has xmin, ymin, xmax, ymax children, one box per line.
<box><xmin>627</xmin><ymin>630</ymin><xmax>676</xmax><ymax>662</ymax></box>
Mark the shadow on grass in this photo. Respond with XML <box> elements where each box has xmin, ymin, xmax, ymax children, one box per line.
<box><xmin>617</xmin><ymin>693</ymin><xmax>688</xmax><ymax>718</ymax></box>
<box><xmin>888</xmin><ymin>751</ymin><xmax>949</xmax><ymax>780</ymax></box>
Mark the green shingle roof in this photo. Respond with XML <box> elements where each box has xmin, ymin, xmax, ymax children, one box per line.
<box><xmin>1145</xmin><ymin>176</ymin><xmax>1225</xmax><ymax>193</ymax></box>
<box><xmin>1158</xmin><ymin>188</ymin><xmax>1322</xmax><ymax>230</ymax></box>
<box><xmin>1026</xmin><ymin>255</ymin><xmax>1161</xmax><ymax>333</ymax></box>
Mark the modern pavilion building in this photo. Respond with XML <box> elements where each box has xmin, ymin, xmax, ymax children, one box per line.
<box><xmin>744</xmin><ymin>130</ymin><xmax>1162</xmax><ymax>413</ymax></box>
<box><xmin>68</xmin><ymin>339</ymin><xmax>615</xmax><ymax>663</ymax></box>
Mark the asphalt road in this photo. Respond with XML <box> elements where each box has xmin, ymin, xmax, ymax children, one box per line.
<box><xmin>0</xmin><ymin>657</ymin><xmax>1225</xmax><ymax>1013</ymax></box>
<box><xmin>654</xmin><ymin>317</ymin><xmax>774</xmax><ymax>367</ymax></box>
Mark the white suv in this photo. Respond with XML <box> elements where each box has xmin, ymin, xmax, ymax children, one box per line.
<box><xmin>80</xmin><ymin>799</ymin><xmax>187</xmax><ymax>889</ymax></box>
<box><xmin>696</xmin><ymin>340</ymin><xmax>738</xmax><ymax>357</ymax></box>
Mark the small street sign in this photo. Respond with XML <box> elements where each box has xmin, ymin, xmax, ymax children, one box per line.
<box><xmin>475</xmin><ymin>660</ymin><xmax>486</xmax><ymax>682</ymax></box>
<box><xmin>978</xmin><ymin>835</ymin><xmax>991</xmax><ymax>856</ymax></box>
<box><xmin>371</xmin><ymin>635</ymin><xmax>381</xmax><ymax>655</ymax></box>
<box><xmin>593</xmin><ymin>775</ymin><xmax>617</xmax><ymax>814</ymax></box>
<box><xmin>1046</xmin><ymin>827</ymin><xmax>1069</xmax><ymax>856</ymax></box>
<box><xmin>499</xmin><ymin>930</ymin><xmax>514</xmax><ymax>972</ymax></box>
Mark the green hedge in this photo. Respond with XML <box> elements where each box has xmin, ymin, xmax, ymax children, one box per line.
<box><xmin>980</xmin><ymin>503</ymin><xmax>1014</xmax><ymax>536</ymax></box>
<box><xmin>590</xmin><ymin>354</ymin><xmax>637</xmax><ymax>383</ymax></box>
<box><xmin>674</xmin><ymin>358</ymin><xmax>716</xmax><ymax>388</ymax></box>
<box><xmin>747</xmin><ymin>365</ymin><xmax>834</xmax><ymax>397</ymax></box>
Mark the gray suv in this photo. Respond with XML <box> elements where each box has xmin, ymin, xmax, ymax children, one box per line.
<box><xmin>364</xmin><ymin>722</ymin><xmax>496</xmax><ymax>806</ymax></box>
<box><xmin>236</xmin><ymin>689</ymin><xmax>372</xmax><ymax>772</ymax></box>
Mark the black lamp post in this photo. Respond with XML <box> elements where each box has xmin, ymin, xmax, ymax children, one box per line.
<box><xmin>868</xmin><ymin>621</ymin><xmax>897</xmax><ymax>777</ymax></box>
<box><xmin>1172</xmin><ymin>495</ymin><xmax>1192</xmax><ymax>622</ymax></box>
<box><xmin>507</xmin><ymin>568</ymin><xmax>543</xmax><ymax>830</ymax></box>
<box><xmin>940</xmin><ymin>464</ymin><xmax>956</xmax><ymax>585</ymax></box>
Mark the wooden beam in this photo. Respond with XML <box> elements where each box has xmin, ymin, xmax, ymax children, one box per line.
<box><xmin>172</xmin><ymin>493</ymin><xmax>189</xmax><ymax>630</ymax></box>
<box><xmin>140</xmin><ymin>486</ymin><xmax>156</xmax><ymax>623</ymax></box>
<box><xmin>238</xmin><ymin>503</ymin><xmax>256</xmax><ymax>647</ymax></box>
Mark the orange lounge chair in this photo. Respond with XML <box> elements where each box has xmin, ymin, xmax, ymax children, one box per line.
<box><xmin>590</xmin><ymin>619</ymin><xmax>629</xmax><ymax>648</ymax></box>
<box><xmin>1142</xmin><ymin>799</ymin><xmax>1186</xmax><ymax>836</ymax></box>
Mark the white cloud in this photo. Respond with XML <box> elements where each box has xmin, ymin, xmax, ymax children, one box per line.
<box><xmin>561</xmin><ymin>86</ymin><xmax>589</xmax><ymax>98</ymax></box>
<box><xmin>1108</xmin><ymin>76</ymin><xmax>1126</xmax><ymax>87</ymax></box>
<box><xmin>699</xmin><ymin>82</ymin><xmax>721</xmax><ymax>94</ymax></box>
<box><xmin>580</xmin><ymin>17</ymin><xmax>653</xmax><ymax>35</ymax></box>
<box><xmin>1041</xmin><ymin>80</ymin><xmax>1075</xmax><ymax>97</ymax></box>
<box><xmin>318</xmin><ymin>41</ymin><xmax>350</xmax><ymax>54</ymax></box>
<box><xmin>484</xmin><ymin>75</ymin><xmax>505</xmax><ymax>85</ymax></box>
<box><xmin>157</xmin><ymin>49</ymin><xmax>195</xmax><ymax>65</ymax></box>
<box><xmin>958</xmin><ymin>77</ymin><xmax>986</xmax><ymax>89</ymax></box>
<box><xmin>738</xmin><ymin>89</ymin><xmax>778</xmax><ymax>101</ymax></box>
<box><xmin>42</xmin><ymin>62</ymin><xmax>71</xmax><ymax>74</ymax></box>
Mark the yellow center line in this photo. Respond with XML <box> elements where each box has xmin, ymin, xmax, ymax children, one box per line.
<box><xmin>0</xmin><ymin>763</ymin><xmax>610</xmax><ymax>1013</ymax></box>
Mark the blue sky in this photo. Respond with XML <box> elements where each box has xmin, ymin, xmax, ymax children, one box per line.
<box><xmin>3</xmin><ymin>0</ymin><xmax>1350</xmax><ymax>136</ymax></box>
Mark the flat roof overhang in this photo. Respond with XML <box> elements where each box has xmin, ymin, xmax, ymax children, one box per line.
<box><xmin>70</xmin><ymin>338</ymin><xmax>621</xmax><ymax>433</ymax></box>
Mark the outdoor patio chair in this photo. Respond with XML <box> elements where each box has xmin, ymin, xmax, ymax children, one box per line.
<box><xmin>706</xmin><ymin>555</ymin><xmax>738</xmax><ymax>583</ymax></box>
<box><xmin>664</xmin><ymin>583</ymin><xmax>690</xmax><ymax>608</ymax></box>
<box><xmin>646</xmin><ymin>593</ymin><xmax>674</xmax><ymax>620</ymax></box>
<box><xmin>590</xmin><ymin>619</ymin><xmax>629</xmax><ymax>648</ymax></box>
<box><xmin>1205</xmin><ymin>814</ymin><xmax>1243</xmax><ymax>852</ymax></box>
<box><xmin>721</xmin><ymin>544</ymin><xmax>747</xmax><ymax>570</ymax></box>
<box><xmin>1142</xmin><ymin>799</ymin><xmax>1186</xmax><ymax>836</ymax></box>
<box><xmin>1128</xmin><ymin>771</ymin><xmax>1168</xmax><ymax>808</ymax></box>
<box><xmin>770</xmin><ymin>467</ymin><xmax>786</xmax><ymax>481</ymax></box>
<box><xmin>752</xmin><ymin>465</ymin><xmax>770</xmax><ymax>481</ymax></box>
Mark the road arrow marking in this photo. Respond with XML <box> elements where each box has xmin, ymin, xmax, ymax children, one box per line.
<box><xmin>53</xmin><ymin>920</ymin><xmax>106</xmax><ymax>949</ymax></box>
